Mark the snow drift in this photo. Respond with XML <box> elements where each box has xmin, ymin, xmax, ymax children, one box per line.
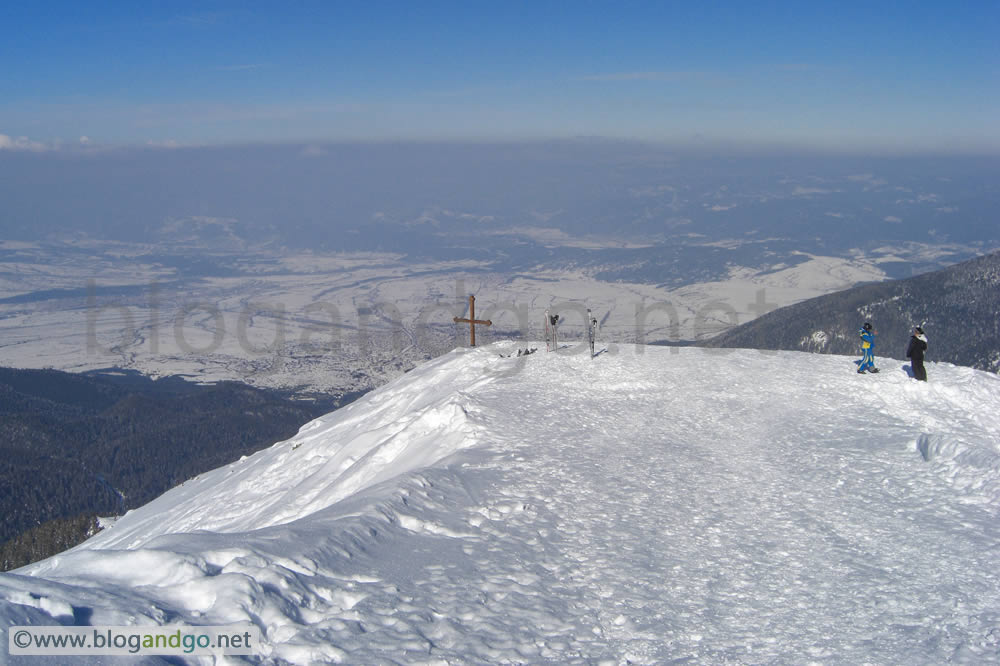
<box><xmin>2</xmin><ymin>344</ymin><xmax>999</xmax><ymax>664</ymax></box>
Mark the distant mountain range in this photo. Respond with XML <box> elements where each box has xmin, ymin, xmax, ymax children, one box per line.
<box><xmin>702</xmin><ymin>251</ymin><xmax>1000</xmax><ymax>373</ymax></box>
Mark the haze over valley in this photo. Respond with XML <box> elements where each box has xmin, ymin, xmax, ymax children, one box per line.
<box><xmin>2</xmin><ymin>144</ymin><xmax>996</xmax><ymax>395</ymax></box>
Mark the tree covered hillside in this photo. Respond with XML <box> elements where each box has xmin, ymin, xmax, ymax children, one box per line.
<box><xmin>0</xmin><ymin>367</ymin><xmax>340</xmax><ymax>570</ymax></box>
<box><xmin>703</xmin><ymin>251</ymin><xmax>1000</xmax><ymax>372</ymax></box>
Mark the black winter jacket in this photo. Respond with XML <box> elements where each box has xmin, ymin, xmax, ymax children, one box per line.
<box><xmin>906</xmin><ymin>335</ymin><xmax>927</xmax><ymax>362</ymax></box>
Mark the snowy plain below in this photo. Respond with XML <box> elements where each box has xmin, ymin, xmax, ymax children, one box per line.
<box><xmin>2</xmin><ymin>343</ymin><xmax>1000</xmax><ymax>664</ymax></box>
<box><xmin>0</xmin><ymin>239</ymin><xmax>913</xmax><ymax>396</ymax></box>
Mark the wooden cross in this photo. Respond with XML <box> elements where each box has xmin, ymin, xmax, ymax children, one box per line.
<box><xmin>453</xmin><ymin>294</ymin><xmax>492</xmax><ymax>347</ymax></box>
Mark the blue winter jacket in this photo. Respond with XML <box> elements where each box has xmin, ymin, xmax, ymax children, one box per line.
<box><xmin>859</xmin><ymin>328</ymin><xmax>874</xmax><ymax>350</ymax></box>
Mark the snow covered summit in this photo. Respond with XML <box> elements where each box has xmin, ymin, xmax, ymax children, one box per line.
<box><xmin>2</xmin><ymin>344</ymin><xmax>1000</xmax><ymax>664</ymax></box>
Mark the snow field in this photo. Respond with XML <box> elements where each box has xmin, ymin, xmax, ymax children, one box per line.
<box><xmin>1</xmin><ymin>344</ymin><xmax>999</xmax><ymax>664</ymax></box>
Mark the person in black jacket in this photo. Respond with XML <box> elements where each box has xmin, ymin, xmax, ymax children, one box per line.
<box><xmin>906</xmin><ymin>326</ymin><xmax>928</xmax><ymax>381</ymax></box>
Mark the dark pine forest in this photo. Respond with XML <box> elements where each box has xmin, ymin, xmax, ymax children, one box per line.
<box><xmin>0</xmin><ymin>367</ymin><xmax>346</xmax><ymax>570</ymax></box>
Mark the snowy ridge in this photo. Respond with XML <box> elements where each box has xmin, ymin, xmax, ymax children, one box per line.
<box><xmin>84</xmin><ymin>349</ymin><xmax>496</xmax><ymax>548</ymax></box>
<box><xmin>2</xmin><ymin>345</ymin><xmax>1000</xmax><ymax>664</ymax></box>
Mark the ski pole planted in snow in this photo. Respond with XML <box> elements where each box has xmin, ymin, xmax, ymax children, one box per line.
<box><xmin>587</xmin><ymin>309</ymin><xmax>598</xmax><ymax>358</ymax></box>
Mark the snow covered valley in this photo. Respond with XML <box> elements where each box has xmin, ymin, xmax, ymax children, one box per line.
<box><xmin>2</xmin><ymin>345</ymin><xmax>999</xmax><ymax>664</ymax></box>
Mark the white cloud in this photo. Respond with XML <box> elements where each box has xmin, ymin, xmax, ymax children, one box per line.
<box><xmin>529</xmin><ymin>210</ymin><xmax>564</xmax><ymax>223</ymax></box>
<box><xmin>161</xmin><ymin>215</ymin><xmax>240</xmax><ymax>234</ymax></box>
<box><xmin>145</xmin><ymin>139</ymin><xmax>180</xmax><ymax>148</ymax></box>
<box><xmin>706</xmin><ymin>204</ymin><xmax>737</xmax><ymax>212</ymax></box>
<box><xmin>629</xmin><ymin>185</ymin><xmax>676</xmax><ymax>198</ymax></box>
<box><xmin>847</xmin><ymin>173</ymin><xmax>887</xmax><ymax>190</ymax></box>
<box><xmin>884</xmin><ymin>216</ymin><xmax>902</xmax><ymax>223</ymax></box>
<box><xmin>0</xmin><ymin>133</ymin><xmax>48</xmax><ymax>151</ymax></box>
<box><xmin>792</xmin><ymin>186</ymin><xmax>832</xmax><ymax>196</ymax></box>
<box><xmin>895</xmin><ymin>193</ymin><xmax>940</xmax><ymax>205</ymax></box>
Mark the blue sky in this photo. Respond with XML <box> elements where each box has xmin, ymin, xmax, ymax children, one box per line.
<box><xmin>1</xmin><ymin>1</ymin><xmax>998</xmax><ymax>151</ymax></box>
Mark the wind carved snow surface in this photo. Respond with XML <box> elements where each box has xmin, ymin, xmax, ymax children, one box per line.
<box><xmin>2</xmin><ymin>345</ymin><xmax>1000</xmax><ymax>664</ymax></box>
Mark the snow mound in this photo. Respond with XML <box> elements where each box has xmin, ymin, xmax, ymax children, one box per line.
<box><xmin>87</xmin><ymin>348</ymin><xmax>495</xmax><ymax>549</ymax></box>
<box><xmin>2</xmin><ymin>344</ymin><xmax>1000</xmax><ymax>664</ymax></box>
<box><xmin>882</xmin><ymin>365</ymin><xmax>1000</xmax><ymax>507</ymax></box>
<box><xmin>915</xmin><ymin>430</ymin><xmax>1000</xmax><ymax>505</ymax></box>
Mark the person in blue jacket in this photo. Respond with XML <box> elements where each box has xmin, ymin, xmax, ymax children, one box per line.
<box><xmin>858</xmin><ymin>322</ymin><xmax>879</xmax><ymax>373</ymax></box>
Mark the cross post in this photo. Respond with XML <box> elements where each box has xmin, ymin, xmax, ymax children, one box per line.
<box><xmin>453</xmin><ymin>294</ymin><xmax>492</xmax><ymax>347</ymax></box>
